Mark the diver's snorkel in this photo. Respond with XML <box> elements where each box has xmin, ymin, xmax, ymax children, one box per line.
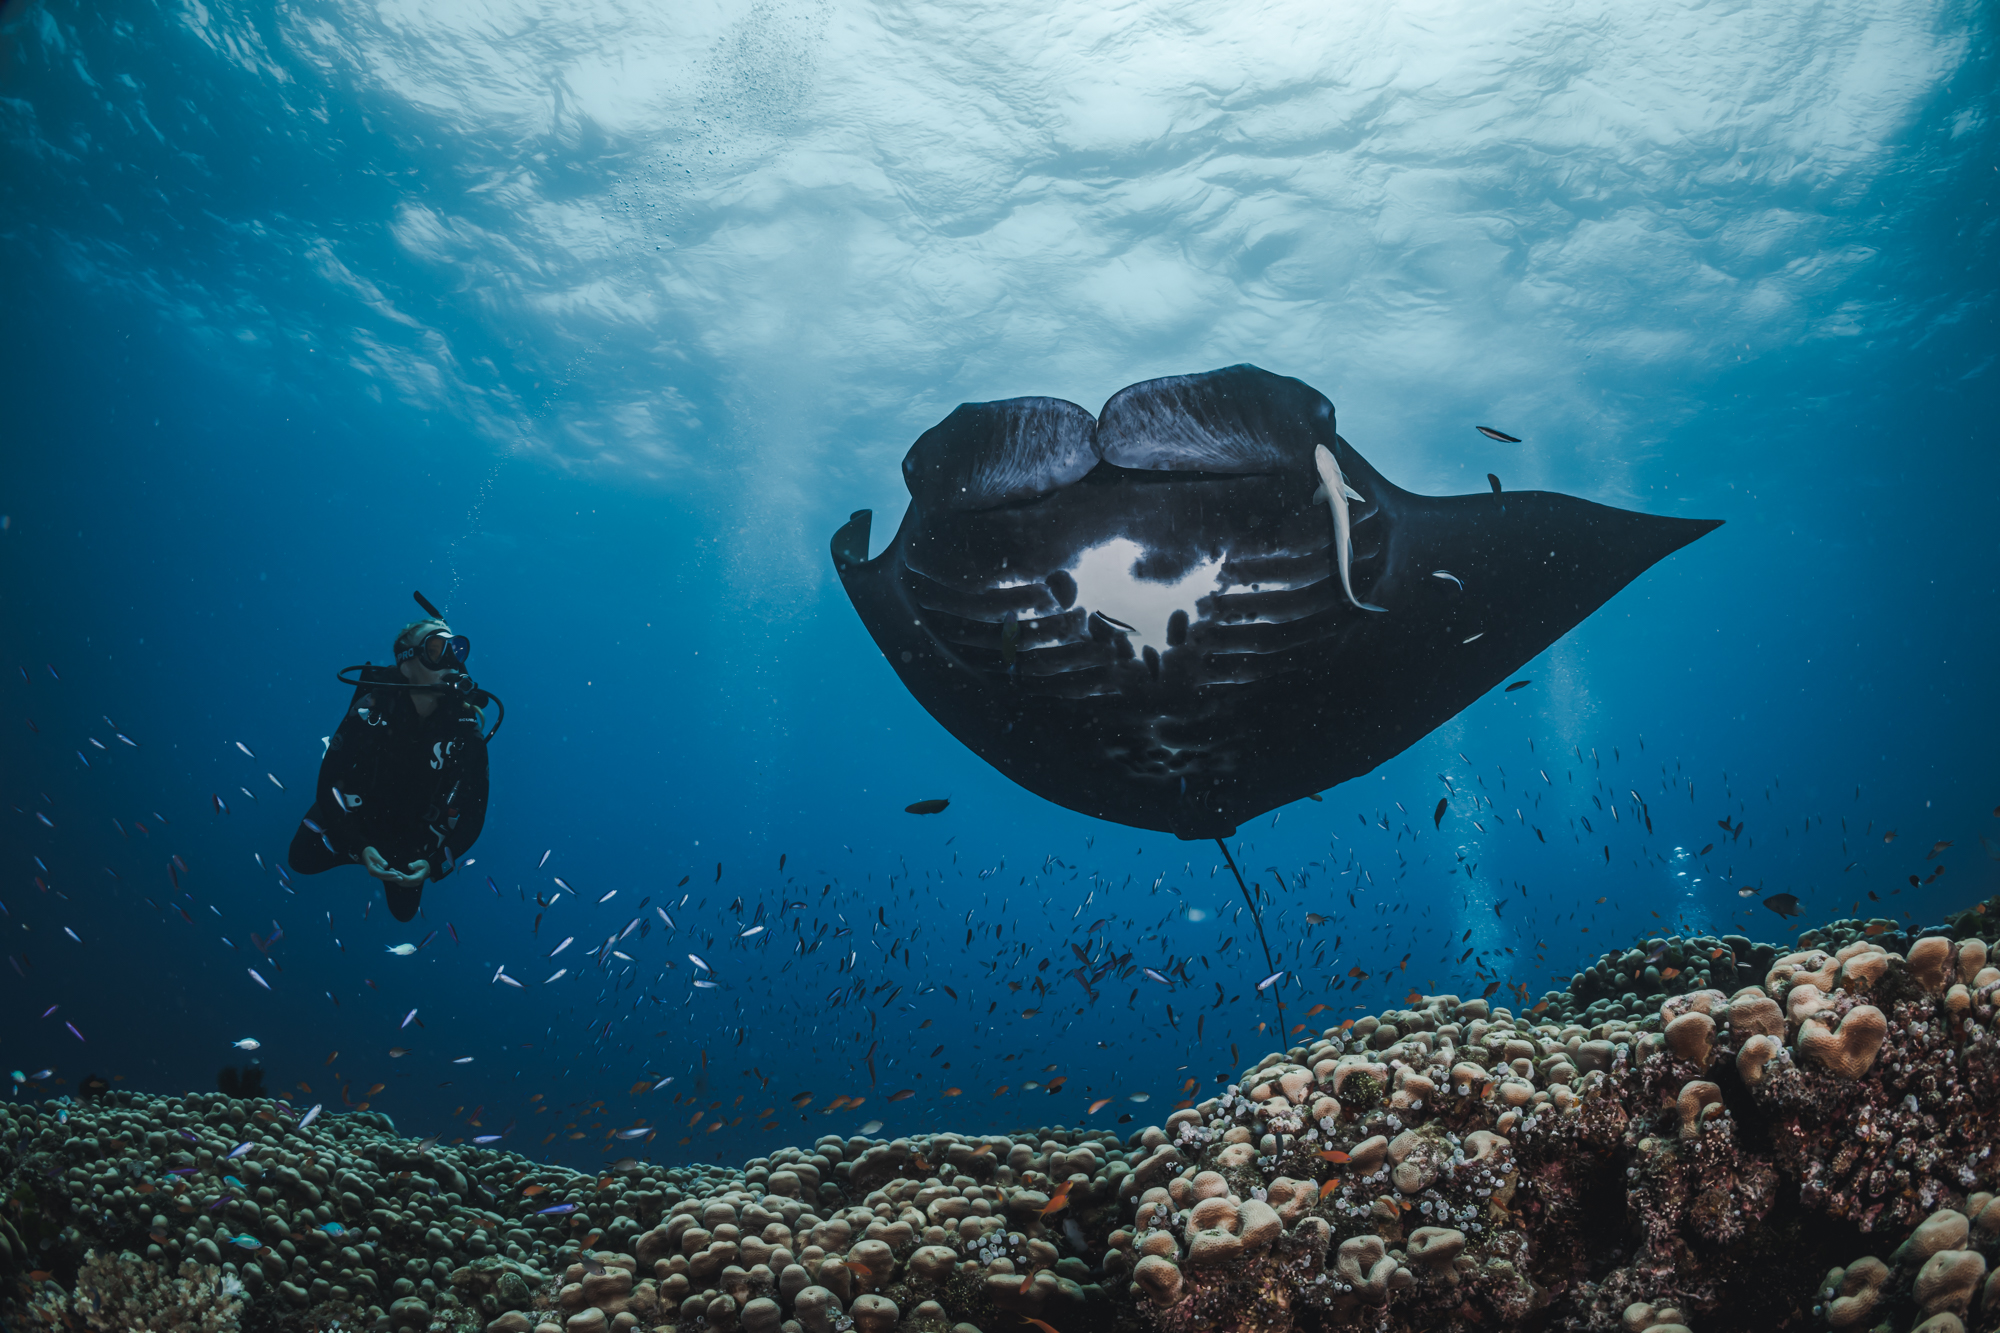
<box><xmin>335</xmin><ymin>590</ymin><xmax>506</xmax><ymax>740</ymax></box>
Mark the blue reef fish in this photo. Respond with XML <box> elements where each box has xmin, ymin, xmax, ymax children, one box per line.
<box><xmin>534</xmin><ymin>1203</ymin><xmax>578</xmax><ymax>1216</ymax></box>
<box><xmin>229</xmin><ymin>1235</ymin><xmax>261</xmax><ymax>1250</ymax></box>
<box><xmin>321</xmin><ymin>1222</ymin><xmax>345</xmax><ymax>1237</ymax></box>
<box><xmin>473</xmin><ymin>1134</ymin><xmax>502</xmax><ymax>1144</ymax></box>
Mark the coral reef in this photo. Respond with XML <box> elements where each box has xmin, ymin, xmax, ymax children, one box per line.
<box><xmin>19</xmin><ymin>1250</ymin><xmax>245</xmax><ymax>1331</ymax></box>
<box><xmin>7</xmin><ymin>920</ymin><xmax>2000</xmax><ymax>1332</ymax></box>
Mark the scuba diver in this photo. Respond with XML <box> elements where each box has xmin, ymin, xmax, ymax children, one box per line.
<box><xmin>289</xmin><ymin>591</ymin><xmax>502</xmax><ymax>922</ymax></box>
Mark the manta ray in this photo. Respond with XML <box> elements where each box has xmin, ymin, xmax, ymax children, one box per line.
<box><xmin>832</xmin><ymin>365</ymin><xmax>1718</xmax><ymax>841</ymax></box>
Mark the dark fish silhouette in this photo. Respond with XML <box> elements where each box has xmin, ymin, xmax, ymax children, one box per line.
<box><xmin>1477</xmin><ymin>426</ymin><xmax>1521</xmax><ymax>443</ymax></box>
<box><xmin>1504</xmin><ymin>679</ymin><xmax>1531</xmax><ymax>692</ymax></box>
<box><xmin>832</xmin><ymin>365</ymin><xmax>1719</xmax><ymax>838</ymax></box>
<box><xmin>1487</xmin><ymin>473</ymin><xmax>1503</xmax><ymax>494</ymax></box>
<box><xmin>1433</xmin><ymin>798</ymin><xmax>1447</xmax><ymax>830</ymax></box>
<box><xmin>904</xmin><ymin>799</ymin><xmax>950</xmax><ymax>815</ymax></box>
<box><xmin>1763</xmin><ymin>893</ymin><xmax>1804</xmax><ymax>919</ymax></box>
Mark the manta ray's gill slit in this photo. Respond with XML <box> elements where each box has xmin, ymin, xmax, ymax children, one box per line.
<box><xmin>1066</xmin><ymin>537</ymin><xmax>1223</xmax><ymax>655</ymax></box>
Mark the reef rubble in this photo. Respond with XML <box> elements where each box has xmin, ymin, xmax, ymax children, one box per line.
<box><xmin>6</xmin><ymin>918</ymin><xmax>2000</xmax><ymax>1332</ymax></box>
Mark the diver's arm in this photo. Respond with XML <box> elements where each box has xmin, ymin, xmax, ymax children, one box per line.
<box><xmin>310</xmin><ymin>691</ymin><xmax>377</xmax><ymax>857</ymax></box>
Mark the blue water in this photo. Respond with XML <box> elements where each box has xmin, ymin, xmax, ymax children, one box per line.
<box><xmin>1</xmin><ymin>0</ymin><xmax>1995</xmax><ymax>1170</ymax></box>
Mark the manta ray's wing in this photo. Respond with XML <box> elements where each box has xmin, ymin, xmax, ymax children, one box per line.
<box><xmin>1300</xmin><ymin>445</ymin><xmax>1722</xmax><ymax>794</ymax></box>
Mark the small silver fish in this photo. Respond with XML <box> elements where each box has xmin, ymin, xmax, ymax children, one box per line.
<box><xmin>247</xmin><ymin>969</ymin><xmax>270</xmax><ymax>991</ymax></box>
<box><xmin>400</xmin><ymin>1008</ymin><xmax>417</xmax><ymax>1028</ymax></box>
<box><xmin>226</xmin><ymin>1142</ymin><xmax>255</xmax><ymax>1160</ymax></box>
<box><xmin>548</xmin><ymin>937</ymin><xmax>573</xmax><ymax>958</ymax></box>
<box><xmin>613</xmin><ymin>1127</ymin><xmax>650</xmax><ymax>1140</ymax></box>
<box><xmin>385</xmin><ymin>944</ymin><xmax>418</xmax><ymax>957</ymax></box>
<box><xmin>235</xmin><ymin>742</ymin><xmax>256</xmax><ymax>758</ymax></box>
<box><xmin>232</xmin><ymin>1038</ymin><xmax>261</xmax><ymax>1051</ymax></box>
<box><xmin>545</xmin><ymin>968</ymin><xmax>568</xmax><ymax>984</ymax></box>
<box><xmin>473</xmin><ymin>1134</ymin><xmax>502</xmax><ymax>1144</ymax></box>
<box><xmin>453</xmin><ymin>1057</ymin><xmax>474</xmax><ymax>1065</ymax></box>
<box><xmin>596</xmin><ymin>890</ymin><xmax>617</xmax><ymax>904</ymax></box>
<box><xmin>1431</xmin><ymin>570</ymin><xmax>1463</xmax><ymax>590</ymax></box>
<box><xmin>688</xmin><ymin>953</ymin><xmax>711</xmax><ymax>972</ymax></box>
<box><xmin>299</xmin><ymin>1104</ymin><xmax>322</xmax><ymax>1130</ymax></box>
<box><xmin>1256</xmin><ymin>970</ymin><xmax>1286</xmax><ymax>991</ymax></box>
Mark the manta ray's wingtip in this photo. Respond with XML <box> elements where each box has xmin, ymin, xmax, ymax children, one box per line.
<box><xmin>1663</xmin><ymin>514</ymin><xmax>1725</xmax><ymax>549</ymax></box>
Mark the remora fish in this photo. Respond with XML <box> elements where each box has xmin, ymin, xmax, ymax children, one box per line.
<box><xmin>1314</xmin><ymin>444</ymin><xmax>1384</xmax><ymax>614</ymax></box>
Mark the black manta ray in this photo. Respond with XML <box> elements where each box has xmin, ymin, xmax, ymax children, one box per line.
<box><xmin>832</xmin><ymin>365</ymin><xmax>1718</xmax><ymax>841</ymax></box>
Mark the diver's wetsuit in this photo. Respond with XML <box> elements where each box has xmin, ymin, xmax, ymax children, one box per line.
<box><xmin>288</xmin><ymin>664</ymin><xmax>489</xmax><ymax>922</ymax></box>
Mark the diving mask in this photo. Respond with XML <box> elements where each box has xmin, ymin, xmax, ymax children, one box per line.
<box><xmin>397</xmin><ymin>629</ymin><xmax>470</xmax><ymax>671</ymax></box>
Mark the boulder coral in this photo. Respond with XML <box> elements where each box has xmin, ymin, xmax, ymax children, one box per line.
<box><xmin>9</xmin><ymin>924</ymin><xmax>2000</xmax><ymax>1332</ymax></box>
